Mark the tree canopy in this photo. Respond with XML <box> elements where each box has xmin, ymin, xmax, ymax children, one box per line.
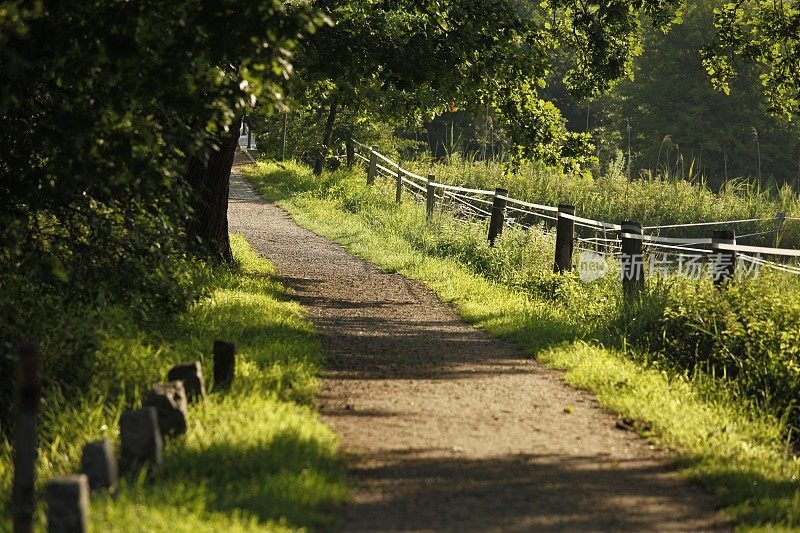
<box><xmin>703</xmin><ymin>0</ymin><xmax>800</xmax><ymax>122</ymax></box>
<box><xmin>0</xmin><ymin>0</ymin><xmax>324</xmax><ymax>287</ymax></box>
<box><xmin>258</xmin><ymin>0</ymin><xmax>685</xmax><ymax>169</ymax></box>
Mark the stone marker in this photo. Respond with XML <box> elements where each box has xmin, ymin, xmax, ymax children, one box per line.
<box><xmin>119</xmin><ymin>407</ymin><xmax>163</xmax><ymax>471</ymax></box>
<box><xmin>213</xmin><ymin>340</ymin><xmax>236</xmax><ymax>390</ymax></box>
<box><xmin>144</xmin><ymin>381</ymin><xmax>188</xmax><ymax>437</ymax></box>
<box><xmin>167</xmin><ymin>361</ymin><xmax>206</xmax><ymax>402</ymax></box>
<box><xmin>80</xmin><ymin>439</ymin><xmax>118</xmax><ymax>492</ymax></box>
<box><xmin>45</xmin><ymin>474</ymin><xmax>89</xmax><ymax>533</ymax></box>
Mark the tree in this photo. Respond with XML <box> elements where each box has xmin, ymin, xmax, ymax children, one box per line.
<box><xmin>703</xmin><ymin>0</ymin><xmax>800</xmax><ymax>122</ymax></box>
<box><xmin>0</xmin><ymin>0</ymin><xmax>324</xmax><ymax>275</ymax></box>
<box><xmin>259</xmin><ymin>0</ymin><xmax>685</xmax><ymax>170</ymax></box>
<box><xmin>591</xmin><ymin>0</ymin><xmax>800</xmax><ymax>185</ymax></box>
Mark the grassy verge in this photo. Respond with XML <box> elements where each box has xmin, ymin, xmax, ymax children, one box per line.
<box><xmin>245</xmin><ymin>160</ymin><xmax>800</xmax><ymax>529</ymax></box>
<box><xmin>0</xmin><ymin>234</ymin><xmax>345</xmax><ymax>532</ymax></box>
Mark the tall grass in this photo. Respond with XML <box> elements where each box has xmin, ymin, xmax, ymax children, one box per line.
<box><xmin>403</xmin><ymin>157</ymin><xmax>800</xmax><ymax>247</ymax></box>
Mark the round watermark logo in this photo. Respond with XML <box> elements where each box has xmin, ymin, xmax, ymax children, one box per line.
<box><xmin>578</xmin><ymin>250</ymin><xmax>609</xmax><ymax>282</ymax></box>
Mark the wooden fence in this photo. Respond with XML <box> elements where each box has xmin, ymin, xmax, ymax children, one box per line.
<box><xmin>353</xmin><ymin>141</ymin><xmax>800</xmax><ymax>289</ymax></box>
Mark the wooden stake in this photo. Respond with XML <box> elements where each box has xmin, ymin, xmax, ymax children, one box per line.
<box><xmin>620</xmin><ymin>221</ymin><xmax>645</xmax><ymax>295</ymax></box>
<box><xmin>12</xmin><ymin>343</ymin><xmax>39</xmax><ymax>533</ymax></box>
<box><xmin>488</xmin><ymin>188</ymin><xmax>508</xmax><ymax>246</ymax></box>
<box><xmin>395</xmin><ymin>164</ymin><xmax>402</xmax><ymax>204</ymax></box>
<box><xmin>775</xmin><ymin>211</ymin><xmax>786</xmax><ymax>248</ymax></box>
<box><xmin>553</xmin><ymin>204</ymin><xmax>575</xmax><ymax>273</ymax></box>
<box><xmin>367</xmin><ymin>147</ymin><xmax>377</xmax><ymax>185</ymax></box>
<box><xmin>426</xmin><ymin>175</ymin><xmax>436</xmax><ymax>220</ymax></box>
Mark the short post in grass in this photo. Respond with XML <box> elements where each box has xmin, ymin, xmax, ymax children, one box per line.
<box><xmin>12</xmin><ymin>343</ymin><xmax>39</xmax><ymax>533</ymax></box>
<box><xmin>167</xmin><ymin>361</ymin><xmax>206</xmax><ymax>402</ymax></box>
<box><xmin>620</xmin><ymin>221</ymin><xmax>645</xmax><ymax>295</ymax></box>
<box><xmin>712</xmin><ymin>229</ymin><xmax>736</xmax><ymax>285</ymax></box>
<box><xmin>488</xmin><ymin>187</ymin><xmax>508</xmax><ymax>246</ymax></box>
<box><xmin>144</xmin><ymin>381</ymin><xmax>188</xmax><ymax>437</ymax></box>
<box><xmin>80</xmin><ymin>439</ymin><xmax>118</xmax><ymax>493</ymax></box>
<box><xmin>45</xmin><ymin>475</ymin><xmax>90</xmax><ymax>533</ymax></box>
<box><xmin>426</xmin><ymin>174</ymin><xmax>436</xmax><ymax>220</ymax></box>
<box><xmin>553</xmin><ymin>204</ymin><xmax>576</xmax><ymax>273</ymax></box>
<box><xmin>213</xmin><ymin>340</ymin><xmax>236</xmax><ymax>390</ymax></box>
<box><xmin>119</xmin><ymin>407</ymin><xmax>163</xmax><ymax>472</ymax></box>
<box><xmin>367</xmin><ymin>146</ymin><xmax>377</xmax><ymax>185</ymax></box>
<box><xmin>395</xmin><ymin>164</ymin><xmax>403</xmax><ymax>204</ymax></box>
<box><xmin>775</xmin><ymin>211</ymin><xmax>786</xmax><ymax>248</ymax></box>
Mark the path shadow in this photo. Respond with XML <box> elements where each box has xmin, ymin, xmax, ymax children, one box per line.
<box><xmin>327</xmin><ymin>451</ymin><xmax>729</xmax><ymax>532</ymax></box>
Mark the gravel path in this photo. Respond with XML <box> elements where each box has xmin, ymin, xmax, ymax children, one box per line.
<box><xmin>228</xmin><ymin>163</ymin><xmax>729</xmax><ymax>532</ymax></box>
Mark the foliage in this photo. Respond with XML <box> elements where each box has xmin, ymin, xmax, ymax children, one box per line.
<box><xmin>255</xmin><ymin>0</ymin><xmax>686</xmax><ymax>168</ymax></box>
<box><xmin>625</xmin><ymin>274</ymin><xmax>800</xmax><ymax>429</ymax></box>
<box><xmin>0</xmin><ymin>236</ymin><xmax>345</xmax><ymax>530</ymax></box>
<box><xmin>703</xmin><ymin>0</ymin><xmax>800</xmax><ymax>122</ymax></box>
<box><xmin>576</xmin><ymin>0</ymin><xmax>800</xmax><ymax>187</ymax></box>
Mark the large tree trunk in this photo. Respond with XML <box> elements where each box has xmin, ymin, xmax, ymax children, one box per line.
<box><xmin>314</xmin><ymin>96</ymin><xmax>339</xmax><ymax>175</ymax></box>
<box><xmin>184</xmin><ymin>117</ymin><xmax>241</xmax><ymax>263</ymax></box>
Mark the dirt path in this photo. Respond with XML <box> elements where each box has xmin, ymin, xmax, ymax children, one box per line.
<box><xmin>228</xmin><ymin>163</ymin><xmax>729</xmax><ymax>532</ymax></box>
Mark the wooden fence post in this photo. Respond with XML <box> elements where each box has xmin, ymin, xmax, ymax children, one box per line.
<box><xmin>346</xmin><ymin>139</ymin><xmax>355</xmax><ymax>168</ymax></box>
<box><xmin>45</xmin><ymin>475</ymin><xmax>89</xmax><ymax>533</ymax></box>
<box><xmin>213</xmin><ymin>340</ymin><xmax>236</xmax><ymax>390</ymax></box>
<box><xmin>775</xmin><ymin>211</ymin><xmax>786</xmax><ymax>248</ymax></box>
<box><xmin>12</xmin><ymin>343</ymin><xmax>40</xmax><ymax>533</ymax></box>
<box><xmin>553</xmin><ymin>204</ymin><xmax>576</xmax><ymax>273</ymax></box>
<box><xmin>620</xmin><ymin>221</ymin><xmax>645</xmax><ymax>295</ymax></box>
<box><xmin>712</xmin><ymin>229</ymin><xmax>736</xmax><ymax>285</ymax></box>
<box><xmin>367</xmin><ymin>146</ymin><xmax>377</xmax><ymax>185</ymax></box>
<box><xmin>395</xmin><ymin>164</ymin><xmax>402</xmax><ymax>204</ymax></box>
<box><xmin>426</xmin><ymin>174</ymin><xmax>436</xmax><ymax>220</ymax></box>
<box><xmin>487</xmin><ymin>188</ymin><xmax>508</xmax><ymax>246</ymax></box>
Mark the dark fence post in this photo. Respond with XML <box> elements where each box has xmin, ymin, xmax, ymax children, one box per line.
<box><xmin>487</xmin><ymin>188</ymin><xmax>508</xmax><ymax>246</ymax></box>
<box><xmin>775</xmin><ymin>211</ymin><xmax>786</xmax><ymax>248</ymax></box>
<box><xmin>426</xmin><ymin>174</ymin><xmax>436</xmax><ymax>220</ymax></box>
<box><xmin>553</xmin><ymin>204</ymin><xmax>576</xmax><ymax>273</ymax></box>
<box><xmin>712</xmin><ymin>229</ymin><xmax>737</xmax><ymax>285</ymax></box>
<box><xmin>346</xmin><ymin>139</ymin><xmax>355</xmax><ymax>168</ymax></box>
<box><xmin>45</xmin><ymin>475</ymin><xmax>89</xmax><ymax>533</ymax></box>
<box><xmin>620</xmin><ymin>221</ymin><xmax>645</xmax><ymax>295</ymax></box>
<box><xmin>395</xmin><ymin>164</ymin><xmax>402</xmax><ymax>204</ymax></box>
<box><xmin>213</xmin><ymin>340</ymin><xmax>236</xmax><ymax>390</ymax></box>
<box><xmin>367</xmin><ymin>147</ymin><xmax>377</xmax><ymax>185</ymax></box>
<box><xmin>12</xmin><ymin>343</ymin><xmax>39</xmax><ymax>533</ymax></box>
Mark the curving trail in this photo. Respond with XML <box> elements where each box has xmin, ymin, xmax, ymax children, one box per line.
<box><xmin>228</xmin><ymin>160</ymin><xmax>729</xmax><ymax>532</ymax></box>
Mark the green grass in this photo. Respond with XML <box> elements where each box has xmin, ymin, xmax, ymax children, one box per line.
<box><xmin>0</xmin><ymin>235</ymin><xmax>345</xmax><ymax>532</ymax></box>
<box><xmin>244</xmin><ymin>159</ymin><xmax>800</xmax><ymax>529</ymax></box>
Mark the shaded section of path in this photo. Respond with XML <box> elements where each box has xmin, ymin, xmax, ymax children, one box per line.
<box><xmin>227</xmin><ymin>164</ymin><xmax>729</xmax><ymax>532</ymax></box>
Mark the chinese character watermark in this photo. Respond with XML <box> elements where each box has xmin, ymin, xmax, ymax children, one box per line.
<box><xmin>576</xmin><ymin>251</ymin><xmax>761</xmax><ymax>283</ymax></box>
